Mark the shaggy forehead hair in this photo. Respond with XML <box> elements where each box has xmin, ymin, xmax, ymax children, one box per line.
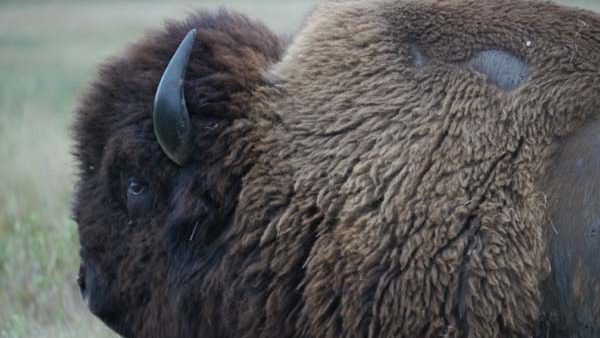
<box><xmin>72</xmin><ymin>0</ymin><xmax>600</xmax><ymax>337</ymax></box>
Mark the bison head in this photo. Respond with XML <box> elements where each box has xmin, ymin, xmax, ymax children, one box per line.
<box><xmin>72</xmin><ymin>11</ymin><xmax>283</xmax><ymax>337</ymax></box>
<box><xmin>72</xmin><ymin>1</ymin><xmax>600</xmax><ymax>337</ymax></box>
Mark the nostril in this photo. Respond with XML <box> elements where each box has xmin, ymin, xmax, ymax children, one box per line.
<box><xmin>75</xmin><ymin>261</ymin><xmax>129</xmax><ymax>336</ymax></box>
<box><xmin>77</xmin><ymin>265</ymin><xmax>87</xmax><ymax>295</ymax></box>
<box><xmin>77</xmin><ymin>273</ymin><xmax>85</xmax><ymax>289</ymax></box>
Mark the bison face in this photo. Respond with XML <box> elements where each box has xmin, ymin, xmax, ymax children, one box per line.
<box><xmin>74</xmin><ymin>131</ymin><xmax>178</xmax><ymax>337</ymax></box>
<box><xmin>74</xmin><ymin>116</ymin><xmax>231</xmax><ymax>336</ymax></box>
<box><xmin>72</xmin><ymin>10</ymin><xmax>282</xmax><ymax>338</ymax></box>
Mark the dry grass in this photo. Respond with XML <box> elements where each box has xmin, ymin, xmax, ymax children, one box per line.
<box><xmin>0</xmin><ymin>0</ymin><xmax>596</xmax><ymax>337</ymax></box>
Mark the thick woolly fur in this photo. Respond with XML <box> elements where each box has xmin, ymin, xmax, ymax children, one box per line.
<box><xmin>72</xmin><ymin>1</ymin><xmax>600</xmax><ymax>338</ymax></box>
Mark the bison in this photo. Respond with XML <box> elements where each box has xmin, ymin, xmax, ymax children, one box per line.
<box><xmin>72</xmin><ymin>0</ymin><xmax>600</xmax><ymax>337</ymax></box>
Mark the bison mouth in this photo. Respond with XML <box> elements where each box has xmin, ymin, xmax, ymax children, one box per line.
<box><xmin>78</xmin><ymin>261</ymin><xmax>132</xmax><ymax>337</ymax></box>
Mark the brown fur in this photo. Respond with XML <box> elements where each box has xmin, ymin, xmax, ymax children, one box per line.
<box><xmin>72</xmin><ymin>1</ymin><xmax>600</xmax><ymax>337</ymax></box>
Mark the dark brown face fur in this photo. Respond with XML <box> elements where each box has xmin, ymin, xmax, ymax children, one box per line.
<box><xmin>72</xmin><ymin>10</ymin><xmax>283</xmax><ymax>337</ymax></box>
<box><xmin>72</xmin><ymin>1</ymin><xmax>600</xmax><ymax>338</ymax></box>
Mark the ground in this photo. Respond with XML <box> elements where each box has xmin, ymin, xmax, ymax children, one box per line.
<box><xmin>0</xmin><ymin>0</ymin><xmax>596</xmax><ymax>337</ymax></box>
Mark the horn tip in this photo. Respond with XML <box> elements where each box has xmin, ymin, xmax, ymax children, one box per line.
<box><xmin>186</xmin><ymin>28</ymin><xmax>197</xmax><ymax>40</ymax></box>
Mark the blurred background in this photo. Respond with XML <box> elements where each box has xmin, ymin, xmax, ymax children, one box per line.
<box><xmin>0</xmin><ymin>0</ymin><xmax>597</xmax><ymax>337</ymax></box>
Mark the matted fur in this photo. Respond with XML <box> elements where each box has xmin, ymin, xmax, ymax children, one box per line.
<box><xmin>72</xmin><ymin>1</ymin><xmax>600</xmax><ymax>337</ymax></box>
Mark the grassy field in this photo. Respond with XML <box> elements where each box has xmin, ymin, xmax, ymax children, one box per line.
<box><xmin>0</xmin><ymin>0</ymin><xmax>597</xmax><ymax>337</ymax></box>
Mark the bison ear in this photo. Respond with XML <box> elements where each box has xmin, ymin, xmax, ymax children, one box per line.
<box><xmin>153</xmin><ymin>29</ymin><xmax>197</xmax><ymax>166</ymax></box>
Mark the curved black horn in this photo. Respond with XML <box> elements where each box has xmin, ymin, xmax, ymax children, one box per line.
<box><xmin>153</xmin><ymin>29</ymin><xmax>197</xmax><ymax>165</ymax></box>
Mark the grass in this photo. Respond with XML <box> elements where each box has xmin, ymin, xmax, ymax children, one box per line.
<box><xmin>0</xmin><ymin>0</ymin><xmax>597</xmax><ymax>337</ymax></box>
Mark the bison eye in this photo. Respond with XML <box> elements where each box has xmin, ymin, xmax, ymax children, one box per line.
<box><xmin>125</xmin><ymin>175</ymin><xmax>151</xmax><ymax>217</ymax></box>
<box><xmin>128</xmin><ymin>176</ymin><xmax>145</xmax><ymax>196</ymax></box>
